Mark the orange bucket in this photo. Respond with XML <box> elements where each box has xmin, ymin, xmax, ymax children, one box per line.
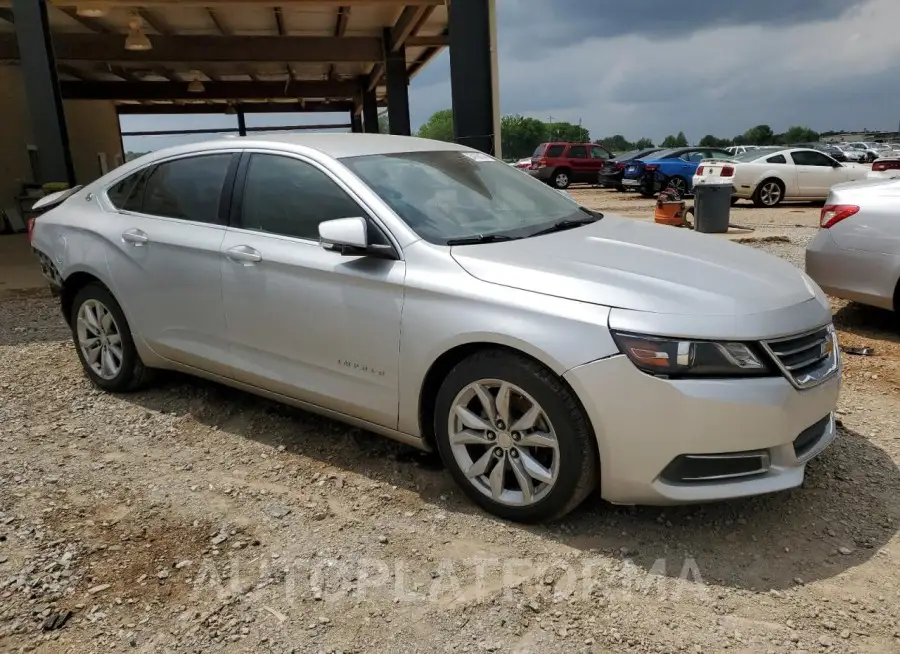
<box><xmin>654</xmin><ymin>200</ymin><xmax>687</xmax><ymax>226</ymax></box>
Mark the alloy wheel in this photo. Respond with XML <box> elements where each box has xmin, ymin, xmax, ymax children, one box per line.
<box><xmin>76</xmin><ymin>299</ymin><xmax>123</xmax><ymax>380</ymax></box>
<box><xmin>448</xmin><ymin>379</ymin><xmax>559</xmax><ymax>506</ymax></box>
<box><xmin>668</xmin><ymin>177</ymin><xmax>687</xmax><ymax>196</ymax></box>
<box><xmin>759</xmin><ymin>181</ymin><xmax>782</xmax><ymax>206</ymax></box>
<box><xmin>555</xmin><ymin>172</ymin><xmax>569</xmax><ymax>188</ymax></box>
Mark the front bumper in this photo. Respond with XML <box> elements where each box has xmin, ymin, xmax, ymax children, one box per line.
<box><xmin>563</xmin><ymin>354</ymin><xmax>841</xmax><ymax>505</ymax></box>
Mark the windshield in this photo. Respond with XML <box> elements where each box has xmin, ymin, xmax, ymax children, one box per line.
<box><xmin>732</xmin><ymin>147</ymin><xmax>782</xmax><ymax>162</ymax></box>
<box><xmin>342</xmin><ymin>150</ymin><xmax>588</xmax><ymax>245</ymax></box>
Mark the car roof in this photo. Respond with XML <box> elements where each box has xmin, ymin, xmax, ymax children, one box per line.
<box><xmin>135</xmin><ymin>133</ymin><xmax>474</xmax><ymax>164</ymax></box>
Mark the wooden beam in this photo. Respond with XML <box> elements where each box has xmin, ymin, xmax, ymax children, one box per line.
<box><xmin>207</xmin><ymin>7</ymin><xmax>230</xmax><ymax>35</ymax></box>
<box><xmin>405</xmin><ymin>34</ymin><xmax>446</xmax><ymax>47</ymax></box>
<box><xmin>391</xmin><ymin>5</ymin><xmax>427</xmax><ymax>52</ymax></box>
<box><xmin>273</xmin><ymin>6</ymin><xmax>286</xmax><ymax>35</ymax></box>
<box><xmin>407</xmin><ymin>44</ymin><xmax>440</xmax><ymax>79</ymax></box>
<box><xmin>115</xmin><ymin>100</ymin><xmax>363</xmax><ymax>115</ymax></box>
<box><xmin>62</xmin><ymin>80</ymin><xmax>359</xmax><ymax>100</ymax></box>
<box><xmin>137</xmin><ymin>8</ymin><xmax>171</xmax><ymax>35</ymax></box>
<box><xmin>0</xmin><ymin>34</ymin><xmax>385</xmax><ymax>63</ymax></box>
<box><xmin>56</xmin><ymin>6</ymin><xmax>113</xmax><ymax>33</ymax></box>
<box><xmin>47</xmin><ymin>1</ymin><xmax>443</xmax><ymax>7</ymax></box>
<box><xmin>365</xmin><ymin>62</ymin><xmax>383</xmax><ymax>92</ymax></box>
<box><xmin>56</xmin><ymin>63</ymin><xmax>87</xmax><ymax>80</ymax></box>
<box><xmin>122</xmin><ymin>122</ymin><xmax>352</xmax><ymax>136</ymax></box>
<box><xmin>107</xmin><ymin>65</ymin><xmax>142</xmax><ymax>82</ymax></box>
<box><xmin>326</xmin><ymin>6</ymin><xmax>350</xmax><ymax>82</ymax></box>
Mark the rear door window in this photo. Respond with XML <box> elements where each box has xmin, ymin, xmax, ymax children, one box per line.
<box><xmin>141</xmin><ymin>154</ymin><xmax>235</xmax><ymax>223</ymax></box>
<box><xmin>591</xmin><ymin>146</ymin><xmax>611</xmax><ymax>159</ymax></box>
<box><xmin>567</xmin><ymin>145</ymin><xmax>587</xmax><ymax>159</ymax></box>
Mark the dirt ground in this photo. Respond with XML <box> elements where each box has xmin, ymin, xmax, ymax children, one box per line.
<box><xmin>1</xmin><ymin>190</ymin><xmax>898</xmax><ymax>653</ymax></box>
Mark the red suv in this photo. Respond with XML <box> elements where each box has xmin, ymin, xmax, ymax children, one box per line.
<box><xmin>529</xmin><ymin>142</ymin><xmax>612</xmax><ymax>189</ymax></box>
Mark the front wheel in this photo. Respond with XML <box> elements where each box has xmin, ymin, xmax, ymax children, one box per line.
<box><xmin>70</xmin><ymin>283</ymin><xmax>154</xmax><ymax>392</ymax></box>
<box><xmin>434</xmin><ymin>350</ymin><xmax>599</xmax><ymax>523</ymax></box>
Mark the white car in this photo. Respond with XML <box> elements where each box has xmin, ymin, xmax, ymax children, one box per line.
<box><xmin>868</xmin><ymin>156</ymin><xmax>900</xmax><ymax>180</ymax></box>
<box><xmin>692</xmin><ymin>147</ymin><xmax>868</xmax><ymax>207</ymax></box>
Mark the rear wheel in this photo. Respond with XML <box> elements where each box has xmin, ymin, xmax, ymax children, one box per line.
<box><xmin>552</xmin><ymin>169</ymin><xmax>571</xmax><ymax>189</ymax></box>
<box><xmin>753</xmin><ymin>178</ymin><xmax>785</xmax><ymax>207</ymax></box>
<box><xmin>667</xmin><ymin>175</ymin><xmax>688</xmax><ymax>197</ymax></box>
<box><xmin>70</xmin><ymin>283</ymin><xmax>154</xmax><ymax>392</ymax></box>
<box><xmin>434</xmin><ymin>350</ymin><xmax>598</xmax><ymax>523</ymax></box>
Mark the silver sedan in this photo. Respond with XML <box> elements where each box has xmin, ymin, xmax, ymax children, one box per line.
<box><xmin>806</xmin><ymin>177</ymin><xmax>900</xmax><ymax>311</ymax></box>
<box><xmin>31</xmin><ymin>134</ymin><xmax>840</xmax><ymax>523</ymax></box>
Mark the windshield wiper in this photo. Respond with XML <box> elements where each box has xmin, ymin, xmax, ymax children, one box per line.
<box><xmin>527</xmin><ymin>214</ymin><xmax>601</xmax><ymax>238</ymax></box>
<box><xmin>445</xmin><ymin>234</ymin><xmax>518</xmax><ymax>246</ymax></box>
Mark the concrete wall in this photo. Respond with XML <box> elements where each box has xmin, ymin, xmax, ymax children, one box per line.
<box><xmin>0</xmin><ymin>65</ymin><xmax>123</xmax><ymax>219</ymax></box>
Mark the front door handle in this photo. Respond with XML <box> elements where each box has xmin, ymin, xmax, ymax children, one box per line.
<box><xmin>122</xmin><ymin>229</ymin><xmax>148</xmax><ymax>246</ymax></box>
<box><xmin>225</xmin><ymin>245</ymin><xmax>262</xmax><ymax>265</ymax></box>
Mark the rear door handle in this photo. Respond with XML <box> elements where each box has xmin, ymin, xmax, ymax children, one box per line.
<box><xmin>122</xmin><ymin>229</ymin><xmax>148</xmax><ymax>246</ymax></box>
<box><xmin>225</xmin><ymin>245</ymin><xmax>262</xmax><ymax>265</ymax></box>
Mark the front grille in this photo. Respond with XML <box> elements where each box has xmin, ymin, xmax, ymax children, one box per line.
<box><xmin>661</xmin><ymin>451</ymin><xmax>770</xmax><ymax>484</ymax></box>
<box><xmin>762</xmin><ymin>325</ymin><xmax>839</xmax><ymax>389</ymax></box>
<box><xmin>793</xmin><ymin>415</ymin><xmax>830</xmax><ymax>460</ymax></box>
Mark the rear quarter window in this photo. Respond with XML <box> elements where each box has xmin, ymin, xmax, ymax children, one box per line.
<box><xmin>767</xmin><ymin>155</ymin><xmax>787</xmax><ymax>164</ymax></box>
<box><xmin>544</xmin><ymin>144</ymin><xmax>566</xmax><ymax>157</ymax></box>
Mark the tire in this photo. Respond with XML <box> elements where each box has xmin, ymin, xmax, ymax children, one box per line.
<box><xmin>433</xmin><ymin>349</ymin><xmax>599</xmax><ymax>523</ymax></box>
<box><xmin>639</xmin><ymin>177</ymin><xmax>655</xmax><ymax>198</ymax></box>
<box><xmin>667</xmin><ymin>176</ymin><xmax>689</xmax><ymax>197</ymax></box>
<box><xmin>70</xmin><ymin>282</ymin><xmax>154</xmax><ymax>392</ymax></box>
<box><xmin>615</xmin><ymin>184</ymin><xmax>626</xmax><ymax>192</ymax></box>
<box><xmin>552</xmin><ymin>169</ymin><xmax>571</xmax><ymax>189</ymax></box>
<box><xmin>752</xmin><ymin>178</ymin><xmax>785</xmax><ymax>207</ymax></box>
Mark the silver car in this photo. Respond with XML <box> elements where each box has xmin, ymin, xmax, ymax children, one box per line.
<box><xmin>806</xmin><ymin>177</ymin><xmax>900</xmax><ymax>311</ymax></box>
<box><xmin>31</xmin><ymin>134</ymin><xmax>841</xmax><ymax>523</ymax></box>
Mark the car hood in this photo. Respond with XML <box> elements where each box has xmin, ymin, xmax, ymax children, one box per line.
<box><xmin>450</xmin><ymin>215</ymin><xmax>820</xmax><ymax>318</ymax></box>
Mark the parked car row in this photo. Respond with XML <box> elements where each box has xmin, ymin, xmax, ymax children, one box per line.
<box><xmin>692</xmin><ymin>147</ymin><xmax>868</xmax><ymax>206</ymax></box>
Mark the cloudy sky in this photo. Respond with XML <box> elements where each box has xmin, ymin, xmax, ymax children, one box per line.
<box><xmin>122</xmin><ymin>0</ymin><xmax>900</xmax><ymax>152</ymax></box>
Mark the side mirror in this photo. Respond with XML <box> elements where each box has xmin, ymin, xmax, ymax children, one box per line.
<box><xmin>319</xmin><ymin>217</ymin><xmax>368</xmax><ymax>253</ymax></box>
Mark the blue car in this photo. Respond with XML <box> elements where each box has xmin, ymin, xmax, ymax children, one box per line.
<box><xmin>621</xmin><ymin>147</ymin><xmax>732</xmax><ymax>197</ymax></box>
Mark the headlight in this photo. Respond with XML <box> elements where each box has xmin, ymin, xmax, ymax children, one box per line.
<box><xmin>612</xmin><ymin>331</ymin><xmax>771</xmax><ymax>377</ymax></box>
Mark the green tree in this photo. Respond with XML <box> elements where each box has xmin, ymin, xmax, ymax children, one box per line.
<box><xmin>378</xmin><ymin>112</ymin><xmax>389</xmax><ymax>134</ymax></box>
<box><xmin>416</xmin><ymin>109</ymin><xmax>454</xmax><ymax>141</ymax></box>
<box><xmin>781</xmin><ymin>125</ymin><xmax>820</xmax><ymax>145</ymax></box>
<box><xmin>634</xmin><ymin>137</ymin><xmax>655</xmax><ymax>149</ymax></box>
<box><xmin>598</xmin><ymin>134</ymin><xmax>633</xmax><ymax>152</ymax></box>
<box><xmin>661</xmin><ymin>131</ymin><xmax>688</xmax><ymax>148</ymax></box>
<box><xmin>698</xmin><ymin>134</ymin><xmax>730</xmax><ymax>148</ymax></box>
<box><xmin>742</xmin><ymin>124</ymin><xmax>775</xmax><ymax>145</ymax></box>
<box><xmin>545</xmin><ymin>121</ymin><xmax>590</xmax><ymax>143</ymax></box>
<box><xmin>500</xmin><ymin>114</ymin><xmax>548</xmax><ymax>160</ymax></box>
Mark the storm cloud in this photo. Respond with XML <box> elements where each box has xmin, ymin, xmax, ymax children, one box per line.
<box><xmin>408</xmin><ymin>0</ymin><xmax>900</xmax><ymax>144</ymax></box>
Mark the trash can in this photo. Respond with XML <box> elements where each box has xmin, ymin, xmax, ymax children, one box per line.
<box><xmin>692</xmin><ymin>182</ymin><xmax>732</xmax><ymax>233</ymax></box>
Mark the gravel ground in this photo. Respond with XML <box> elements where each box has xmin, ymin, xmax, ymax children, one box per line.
<box><xmin>1</xmin><ymin>196</ymin><xmax>899</xmax><ymax>653</ymax></box>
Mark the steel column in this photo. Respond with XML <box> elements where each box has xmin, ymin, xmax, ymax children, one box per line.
<box><xmin>448</xmin><ymin>0</ymin><xmax>497</xmax><ymax>155</ymax></box>
<box><xmin>362</xmin><ymin>87</ymin><xmax>380</xmax><ymax>133</ymax></box>
<box><xmin>236</xmin><ymin>107</ymin><xmax>247</xmax><ymax>136</ymax></box>
<box><xmin>12</xmin><ymin>0</ymin><xmax>75</xmax><ymax>184</ymax></box>
<box><xmin>350</xmin><ymin>112</ymin><xmax>363</xmax><ymax>133</ymax></box>
<box><xmin>384</xmin><ymin>28</ymin><xmax>411</xmax><ymax>136</ymax></box>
